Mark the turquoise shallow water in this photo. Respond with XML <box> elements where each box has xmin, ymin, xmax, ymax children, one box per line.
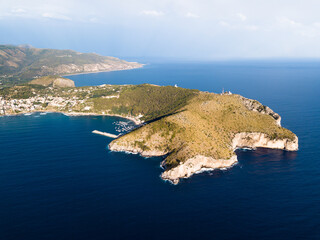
<box><xmin>1</xmin><ymin>61</ymin><xmax>320</xmax><ymax>239</ymax></box>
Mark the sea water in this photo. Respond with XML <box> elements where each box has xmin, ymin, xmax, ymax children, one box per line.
<box><xmin>1</xmin><ymin>60</ymin><xmax>320</xmax><ymax>239</ymax></box>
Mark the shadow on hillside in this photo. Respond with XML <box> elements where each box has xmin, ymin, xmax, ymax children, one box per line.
<box><xmin>121</xmin><ymin>109</ymin><xmax>187</xmax><ymax>136</ymax></box>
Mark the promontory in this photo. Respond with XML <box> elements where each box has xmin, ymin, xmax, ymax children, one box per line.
<box><xmin>0</xmin><ymin>78</ymin><xmax>298</xmax><ymax>184</ymax></box>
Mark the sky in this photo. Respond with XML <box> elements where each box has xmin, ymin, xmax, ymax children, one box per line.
<box><xmin>1</xmin><ymin>0</ymin><xmax>320</xmax><ymax>60</ymax></box>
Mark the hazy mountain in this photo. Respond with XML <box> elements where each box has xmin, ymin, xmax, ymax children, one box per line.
<box><xmin>0</xmin><ymin>45</ymin><xmax>142</xmax><ymax>86</ymax></box>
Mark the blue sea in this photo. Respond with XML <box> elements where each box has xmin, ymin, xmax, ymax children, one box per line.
<box><xmin>1</xmin><ymin>61</ymin><xmax>320</xmax><ymax>239</ymax></box>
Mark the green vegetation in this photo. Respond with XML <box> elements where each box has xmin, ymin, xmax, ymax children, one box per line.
<box><xmin>89</xmin><ymin>84</ymin><xmax>198</xmax><ymax>121</ymax></box>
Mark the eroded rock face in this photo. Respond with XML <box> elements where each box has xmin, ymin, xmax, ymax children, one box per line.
<box><xmin>161</xmin><ymin>155</ymin><xmax>238</xmax><ymax>184</ymax></box>
<box><xmin>232</xmin><ymin>132</ymin><xmax>298</xmax><ymax>151</ymax></box>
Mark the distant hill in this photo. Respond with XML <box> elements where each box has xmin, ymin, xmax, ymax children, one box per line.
<box><xmin>0</xmin><ymin>45</ymin><xmax>142</xmax><ymax>86</ymax></box>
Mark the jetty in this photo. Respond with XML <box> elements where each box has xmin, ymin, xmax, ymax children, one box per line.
<box><xmin>92</xmin><ymin>130</ymin><xmax>119</xmax><ymax>138</ymax></box>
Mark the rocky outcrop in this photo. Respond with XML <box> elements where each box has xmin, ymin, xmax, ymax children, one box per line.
<box><xmin>30</xmin><ymin>76</ymin><xmax>75</xmax><ymax>88</ymax></box>
<box><xmin>109</xmin><ymin>142</ymin><xmax>167</xmax><ymax>157</ymax></box>
<box><xmin>52</xmin><ymin>78</ymin><xmax>75</xmax><ymax>88</ymax></box>
<box><xmin>232</xmin><ymin>132</ymin><xmax>298</xmax><ymax>151</ymax></box>
<box><xmin>240</xmin><ymin>96</ymin><xmax>282</xmax><ymax>126</ymax></box>
<box><xmin>161</xmin><ymin>155</ymin><xmax>238</xmax><ymax>184</ymax></box>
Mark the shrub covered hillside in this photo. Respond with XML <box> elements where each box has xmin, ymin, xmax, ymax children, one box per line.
<box><xmin>110</xmin><ymin>90</ymin><xmax>296</xmax><ymax>169</ymax></box>
<box><xmin>89</xmin><ymin>84</ymin><xmax>199</xmax><ymax>121</ymax></box>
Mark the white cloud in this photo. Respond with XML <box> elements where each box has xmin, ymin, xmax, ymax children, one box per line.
<box><xmin>141</xmin><ymin>10</ymin><xmax>164</xmax><ymax>17</ymax></box>
<box><xmin>219</xmin><ymin>20</ymin><xmax>258</xmax><ymax>31</ymax></box>
<box><xmin>11</xmin><ymin>8</ymin><xmax>26</xmax><ymax>13</ymax></box>
<box><xmin>237</xmin><ymin>13</ymin><xmax>247</xmax><ymax>21</ymax></box>
<box><xmin>277</xmin><ymin>17</ymin><xmax>320</xmax><ymax>38</ymax></box>
<box><xmin>41</xmin><ymin>12</ymin><xmax>71</xmax><ymax>21</ymax></box>
<box><xmin>219</xmin><ymin>21</ymin><xmax>230</xmax><ymax>27</ymax></box>
<box><xmin>244</xmin><ymin>25</ymin><xmax>259</xmax><ymax>31</ymax></box>
<box><xmin>186</xmin><ymin>12</ymin><xmax>199</xmax><ymax>18</ymax></box>
<box><xmin>89</xmin><ymin>17</ymin><xmax>98</xmax><ymax>23</ymax></box>
<box><xmin>279</xmin><ymin>17</ymin><xmax>302</xmax><ymax>27</ymax></box>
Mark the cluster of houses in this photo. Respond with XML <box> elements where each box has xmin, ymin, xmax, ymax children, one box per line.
<box><xmin>0</xmin><ymin>95</ymin><xmax>86</xmax><ymax>115</ymax></box>
<box><xmin>0</xmin><ymin>84</ymin><xmax>124</xmax><ymax>115</ymax></box>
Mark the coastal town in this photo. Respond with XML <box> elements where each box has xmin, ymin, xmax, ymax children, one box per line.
<box><xmin>0</xmin><ymin>95</ymin><xmax>84</xmax><ymax>115</ymax></box>
<box><xmin>0</xmin><ymin>83</ymin><xmax>121</xmax><ymax>116</ymax></box>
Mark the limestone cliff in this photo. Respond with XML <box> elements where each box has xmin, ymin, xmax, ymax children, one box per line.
<box><xmin>158</xmin><ymin>132</ymin><xmax>298</xmax><ymax>184</ymax></box>
<box><xmin>161</xmin><ymin>155</ymin><xmax>238</xmax><ymax>184</ymax></box>
<box><xmin>232</xmin><ymin>132</ymin><xmax>298</xmax><ymax>151</ymax></box>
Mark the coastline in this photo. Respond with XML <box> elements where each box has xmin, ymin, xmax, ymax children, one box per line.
<box><xmin>62</xmin><ymin>64</ymin><xmax>144</xmax><ymax>78</ymax></box>
<box><xmin>108</xmin><ymin>143</ymin><xmax>239</xmax><ymax>185</ymax></box>
<box><xmin>1</xmin><ymin>111</ymin><xmax>143</xmax><ymax>125</ymax></box>
<box><xmin>109</xmin><ymin>132</ymin><xmax>298</xmax><ymax>184</ymax></box>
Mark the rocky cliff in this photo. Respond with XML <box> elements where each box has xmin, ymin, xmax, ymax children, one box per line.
<box><xmin>232</xmin><ymin>132</ymin><xmax>298</xmax><ymax>151</ymax></box>
<box><xmin>158</xmin><ymin>132</ymin><xmax>298</xmax><ymax>184</ymax></box>
<box><xmin>161</xmin><ymin>155</ymin><xmax>238</xmax><ymax>184</ymax></box>
<box><xmin>239</xmin><ymin>96</ymin><xmax>282</xmax><ymax>126</ymax></box>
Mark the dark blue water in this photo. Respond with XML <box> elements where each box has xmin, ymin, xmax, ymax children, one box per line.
<box><xmin>1</xmin><ymin>61</ymin><xmax>320</xmax><ymax>239</ymax></box>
